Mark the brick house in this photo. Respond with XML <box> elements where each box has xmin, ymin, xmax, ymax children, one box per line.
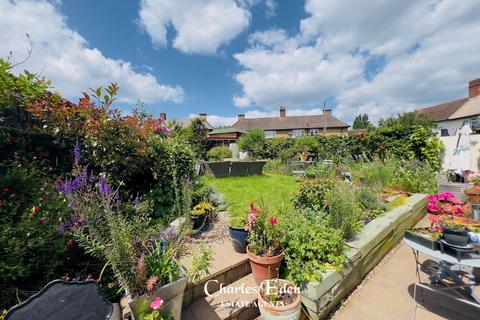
<box><xmin>228</xmin><ymin>106</ymin><xmax>349</xmax><ymax>139</ymax></box>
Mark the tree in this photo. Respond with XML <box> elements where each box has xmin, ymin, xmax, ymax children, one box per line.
<box><xmin>238</xmin><ymin>128</ymin><xmax>266</xmax><ymax>159</ymax></box>
<box><xmin>352</xmin><ymin>113</ymin><xmax>372</xmax><ymax>129</ymax></box>
<box><xmin>187</xmin><ymin>118</ymin><xmax>209</xmax><ymax>160</ymax></box>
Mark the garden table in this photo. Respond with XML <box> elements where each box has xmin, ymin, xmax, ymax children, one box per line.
<box><xmin>404</xmin><ymin>238</ymin><xmax>480</xmax><ymax>320</ymax></box>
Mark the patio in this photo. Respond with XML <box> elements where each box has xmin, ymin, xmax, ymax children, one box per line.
<box><xmin>332</xmin><ymin>220</ymin><xmax>480</xmax><ymax>320</ymax></box>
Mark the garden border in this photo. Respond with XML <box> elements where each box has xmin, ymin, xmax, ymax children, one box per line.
<box><xmin>301</xmin><ymin>193</ymin><xmax>428</xmax><ymax>319</ymax></box>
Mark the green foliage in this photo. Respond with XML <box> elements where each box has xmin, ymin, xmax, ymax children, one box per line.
<box><xmin>238</xmin><ymin>128</ymin><xmax>266</xmax><ymax>159</ymax></box>
<box><xmin>355</xmin><ymin>187</ymin><xmax>387</xmax><ymax>219</ymax></box>
<box><xmin>324</xmin><ymin>182</ymin><xmax>363</xmax><ymax>240</ymax></box>
<box><xmin>280</xmin><ymin>208</ymin><xmax>346</xmax><ymax>284</ymax></box>
<box><xmin>391</xmin><ymin>160</ymin><xmax>438</xmax><ymax>194</ymax></box>
<box><xmin>207</xmin><ymin>145</ymin><xmax>232</xmax><ymax>160</ymax></box>
<box><xmin>263</xmin><ymin>159</ymin><xmax>289</xmax><ymax>175</ymax></box>
<box><xmin>352</xmin><ymin>113</ymin><xmax>372</xmax><ymax>129</ymax></box>
<box><xmin>359</xmin><ymin>160</ymin><xmax>396</xmax><ymax>191</ymax></box>
<box><xmin>188</xmin><ymin>244</ymin><xmax>213</xmax><ymax>283</ymax></box>
<box><xmin>0</xmin><ymin>163</ymin><xmax>69</xmax><ymax>309</ymax></box>
<box><xmin>187</xmin><ymin>118</ymin><xmax>209</xmax><ymax>160</ymax></box>
<box><xmin>292</xmin><ymin>178</ymin><xmax>335</xmax><ymax>210</ymax></box>
<box><xmin>265</xmin><ymin>137</ymin><xmax>294</xmax><ymax>159</ymax></box>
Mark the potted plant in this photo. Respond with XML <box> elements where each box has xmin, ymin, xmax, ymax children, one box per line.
<box><xmin>190</xmin><ymin>201</ymin><xmax>214</xmax><ymax>231</ymax></box>
<box><xmin>404</xmin><ymin>227</ymin><xmax>442</xmax><ymax>250</ymax></box>
<box><xmin>439</xmin><ymin>216</ymin><xmax>470</xmax><ymax>246</ymax></box>
<box><xmin>258</xmin><ymin>278</ymin><xmax>301</xmax><ymax>320</ymax></box>
<box><xmin>228</xmin><ymin>216</ymin><xmax>249</xmax><ymax>253</ymax></box>
<box><xmin>465</xmin><ymin>174</ymin><xmax>480</xmax><ymax>204</ymax></box>
<box><xmin>245</xmin><ymin>202</ymin><xmax>284</xmax><ymax>284</ymax></box>
<box><xmin>143</xmin><ymin>296</ymin><xmax>174</xmax><ymax>320</ymax></box>
<box><xmin>56</xmin><ymin>161</ymin><xmax>188</xmax><ymax>320</ymax></box>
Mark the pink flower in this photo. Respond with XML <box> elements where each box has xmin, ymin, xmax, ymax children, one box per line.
<box><xmin>426</xmin><ymin>203</ymin><xmax>440</xmax><ymax>213</ymax></box>
<box><xmin>427</xmin><ymin>195</ymin><xmax>438</xmax><ymax>204</ymax></box>
<box><xmin>150</xmin><ymin>296</ymin><xmax>163</xmax><ymax>310</ymax></box>
<box><xmin>269</xmin><ymin>215</ymin><xmax>278</xmax><ymax>225</ymax></box>
<box><xmin>437</xmin><ymin>192</ymin><xmax>455</xmax><ymax>201</ymax></box>
<box><xmin>433</xmin><ymin>226</ymin><xmax>443</xmax><ymax>232</ymax></box>
<box><xmin>428</xmin><ymin>214</ymin><xmax>440</xmax><ymax>223</ymax></box>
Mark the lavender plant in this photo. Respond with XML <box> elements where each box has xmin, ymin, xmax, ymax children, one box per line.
<box><xmin>57</xmin><ymin>145</ymin><xmax>182</xmax><ymax>297</ymax></box>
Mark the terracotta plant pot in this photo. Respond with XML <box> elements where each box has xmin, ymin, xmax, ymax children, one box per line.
<box><xmin>246</xmin><ymin>245</ymin><xmax>284</xmax><ymax>285</ymax></box>
<box><xmin>465</xmin><ymin>187</ymin><xmax>480</xmax><ymax>204</ymax></box>
<box><xmin>258</xmin><ymin>279</ymin><xmax>302</xmax><ymax>320</ymax></box>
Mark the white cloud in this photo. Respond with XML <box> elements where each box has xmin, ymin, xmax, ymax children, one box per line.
<box><xmin>233</xmin><ymin>0</ymin><xmax>480</xmax><ymax>123</ymax></box>
<box><xmin>233</xmin><ymin>95</ymin><xmax>252</xmax><ymax>107</ymax></box>
<box><xmin>138</xmin><ymin>0</ymin><xmax>250</xmax><ymax>54</ymax></box>
<box><xmin>0</xmin><ymin>0</ymin><xmax>184</xmax><ymax>104</ymax></box>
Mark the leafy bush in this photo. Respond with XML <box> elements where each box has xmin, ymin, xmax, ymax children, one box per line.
<box><xmin>280</xmin><ymin>208</ymin><xmax>346</xmax><ymax>284</ymax></box>
<box><xmin>263</xmin><ymin>159</ymin><xmax>289</xmax><ymax>175</ymax></box>
<box><xmin>207</xmin><ymin>146</ymin><xmax>232</xmax><ymax>160</ymax></box>
<box><xmin>358</xmin><ymin>160</ymin><xmax>396</xmax><ymax>191</ymax></box>
<box><xmin>0</xmin><ymin>163</ymin><xmax>70</xmax><ymax>309</ymax></box>
<box><xmin>292</xmin><ymin>178</ymin><xmax>335</xmax><ymax>210</ymax></box>
<box><xmin>238</xmin><ymin>128</ymin><xmax>266</xmax><ymax>159</ymax></box>
<box><xmin>324</xmin><ymin>181</ymin><xmax>363</xmax><ymax>240</ymax></box>
<box><xmin>391</xmin><ymin>160</ymin><xmax>438</xmax><ymax>194</ymax></box>
<box><xmin>355</xmin><ymin>187</ymin><xmax>388</xmax><ymax>219</ymax></box>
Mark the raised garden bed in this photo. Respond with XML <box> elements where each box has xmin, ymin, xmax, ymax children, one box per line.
<box><xmin>301</xmin><ymin>194</ymin><xmax>428</xmax><ymax>319</ymax></box>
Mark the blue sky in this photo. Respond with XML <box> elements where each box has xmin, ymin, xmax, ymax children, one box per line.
<box><xmin>1</xmin><ymin>0</ymin><xmax>480</xmax><ymax>126</ymax></box>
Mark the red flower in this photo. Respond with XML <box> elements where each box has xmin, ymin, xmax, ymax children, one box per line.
<box><xmin>3</xmin><ymin>188</ymin><xmax>11</xmax><ymax>193</ymax></box>
<box><xmin>269</xmin><ymin>215</ymin><xmax>278</xmax><ymax>225</ymax></box>
<box><xmin>31</xmin><ymin>206</ymin><xmax>40</xmax><ymax>217</ymax></box>
<box><xmin>433</xmin><ymin>226</ymin><xmax>443</xmax><ymax>232</ymax></box>
<box><xmin>428</xmin><ymin>214</ymin><xmax>440</xmax><ymax>223</ymax></box>
<box><xmin>67</xmin><ymin>239</ymin><xmax>75</xmax><ymax>248</ymax></box>
<box><xmin>0</xmin><ymin>201</ymin><xmax>6</xmax><ymax>207</ymax></box>
<box><xmin>9</xmin><ymin>194</ymin><xmax>16</xmax><ymax>199</ymax></box>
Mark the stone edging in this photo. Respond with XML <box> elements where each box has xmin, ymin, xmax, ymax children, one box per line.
<box><xmin>301</xmin><ymin>194</ymin><xmax>428</xmax><ymax>320</ymax></box>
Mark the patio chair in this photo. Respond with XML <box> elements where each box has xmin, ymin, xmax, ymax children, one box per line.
<box><xmin>230</xmin><ymin>161</ymin><xmax>249</xmax><ymax>176</ymax></box>
<box><xmin>6</xmin><ymin>280</ymin><xmax>120</xmax><ymax>320</ymax></box>
<box><xmin>208</xmin><ymin>161</ymin><xmax>231</xmax><ymax>178</ymax></box>
<box><xmin>246</xmin><ymin>160</ymin><xmax>266</xmax><ymax>175</ymax></box>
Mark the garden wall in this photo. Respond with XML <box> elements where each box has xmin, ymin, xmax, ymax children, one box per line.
<box><xmin>301</xmin><ymin>194</ymin><xmax>428</xmax><ymax>319</ymax></box>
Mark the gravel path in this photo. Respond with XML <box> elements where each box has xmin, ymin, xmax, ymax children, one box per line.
<box><xmin>182</xmin><ymin>211</ymin><xmax>230</xmax><ymax>255</ymax></box>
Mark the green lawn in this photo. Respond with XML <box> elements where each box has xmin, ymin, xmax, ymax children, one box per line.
<box><xmin>202</xmin><ymin>173</ymin><xmax>299</xmax><ymax>227</ymax></box>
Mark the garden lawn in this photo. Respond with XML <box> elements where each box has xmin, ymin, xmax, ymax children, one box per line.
<box><xmin>202</xmin><ymin>173</ymin><xmax>299</xmax><ymax>227</ymax></box>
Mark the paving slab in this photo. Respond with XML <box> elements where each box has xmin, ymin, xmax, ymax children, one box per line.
<box><xmin>332</xmin><ymin>241</ymin><xmax>480</xmax><ymax>320</ymax></box>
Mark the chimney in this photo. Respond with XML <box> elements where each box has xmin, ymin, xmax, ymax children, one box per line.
<box><xmin>279</xmin><ymin>106</ymin><xmax>286</xmax><ymax>118</ymax></box>
<box><xmin>237</xmin><ymin>114</ymin><xmax>245</xmax><ymax>120</ymax></box>
<box><xmin>469</xmin><ymin>78</ymin><xmax>480</xmax><ymax>98</ymax></box>
<box><xmin>159</xmin><ymin>112</ymin><xmax>166</xmax><ymax>120</ymax></box>
<box><xmin>198</xmin><ymin>113</ymin><xmax>207</xmax><ymax>121</ymax></box>
<box><xmin>323</xmin><ymin>109</ymin><xmax>332</xmax><ymax>116</ymax></box>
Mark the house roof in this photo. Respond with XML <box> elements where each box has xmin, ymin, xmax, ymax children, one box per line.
<box><xmin>171</xmin><ymin>118</ymin><xmax>214</xmax><ymax>130</ymax></box>
<box><xmin>415</xmin><ymin>98</ymin><xmax>468</xmax><ymax>122</ymax></box>
<box><xmin>448</xmin><ymin>96</ymin><xmax>480</xmax><ymax>120</ymax></box>
<box><xmin>208</xmin><ymin>128</ymin><xmax>245</xmax><ymax>135</ymax></box>
<box><xmin>231</xmin><ymin>114</ymin><xmax>349</xmax><ymax>131</ymax></box>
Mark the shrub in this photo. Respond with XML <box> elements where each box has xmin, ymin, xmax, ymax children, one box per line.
<box><xmin>238</xmin><ymin>128</ymin><xmax>266</xmax><ymax>159</ymax></box>
<box><xmin>207</xmin><ymin>146</ymin><xmax>232</xmax><ymax>160</ymax></box>
<box><xmin>265</xmin><ymin>137</ymin><xmax>294</xmax><ymax>159</ymax></box>
<box><xmin>292</xmin><ymin>178</ymin><xmax>335</xmax><ymax>210</ymax></box>
<box><xmin>0</xmin><ymin>163</ymin><xmax>70</xmax><ymax>309</ymax></box>
<box><xmin>263</xmin><ymin>159</ymin><xmax>289</xmax><ymax>175</ymax></box>
<box><xmin>324</xmin><ymin>181</ymin><xmax>363</xmax><ymax>240</ymax></box>
<box><xmin>280</xmin><ymin>208</ymin><xmax>346</xmax><ymax>284</ymax></box>
<box><xmin>355</xmin><ymin>186</ymin><xmax>388</xmax><ymax>219</ymax></box>
<box><xmin>391</xmin><ymin>160</ymin><xmax>438</xmax><ymax>194</ymax></box>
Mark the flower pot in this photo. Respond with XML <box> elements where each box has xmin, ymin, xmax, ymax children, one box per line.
<box><xmin>440</xmin><ymin>225</ymin><xmax>469</xmax><ymax>246</ymax></box>
<box><xmin>404</xmin><ymin>230</ymin><xmax>439</xmax><ymax>251</ymax></box>
<box><xmin>246</xmin><ymin>245</ymin><xmax>284</xmax><ymax>285</ymax></box>
<box><xmin>228</xmin><ymin>225</ymin><xmax>248</xmax><ymax>253</ymax></box>
<box><xmin>258</xmin><ymin>279</ymin><xmax>301</xmax><ymax>320</ymax></box>
<box><xmin>128</xmin><ymin>268</ymin><xmax>187</xmax><ymax>320</ymax></box>
<box><xmin>465</xmin><ymin>187</ymin><xmax>480</xmax><ymax>204</ymax></box>
<box><xmin>191</xmin><ymin>214</ymin><xmax>209</xmax><ymax>231</ymax></box>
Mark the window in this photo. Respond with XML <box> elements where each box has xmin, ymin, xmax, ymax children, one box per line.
<box><xmin>292</xmin><ymin>129</ymin><xmax>304</xmax><ymax>138</ymax></box>
<box><xmin>264</xmin><ymin>131</ymin><xmax>276</xmax><ymax>138</ymax></box>
<box><xmin>440</xmin><ymin>129</ymin><xmax>449</xmax><ymax>137</ymax></box>
<box><xmin>309</xmin><ymin>128</ymin><xmax>319</xmax><ymax>135</ymax></box>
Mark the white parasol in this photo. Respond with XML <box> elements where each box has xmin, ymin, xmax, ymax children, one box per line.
<box><xmin>449</xmin><ymin>123</ymin><xmax>474</xmax><ymax>176</ymax></box>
